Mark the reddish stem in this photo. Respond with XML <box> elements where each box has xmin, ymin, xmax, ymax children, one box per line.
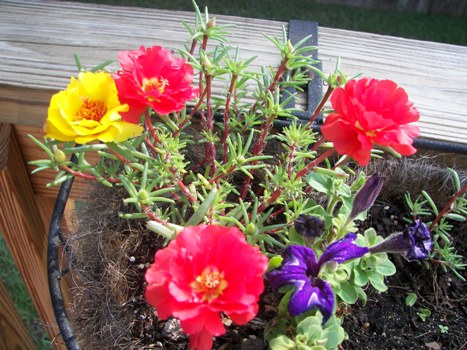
<box><xmin>209</xmin><ymin>164</ymin><xmax>238</xmax><ymax>184</ymax></box>
<box><xmin>110</xmin><ymin>148</ymin><xmax>132</xmax><ymax>167</ymax></box>
<box><xmin>144</xmin><ymin>137</ymin><xmax>158</xmax><ymax>154</ymax></box>
<box><xmin>256</xmin><ymin>187</ymin><xmax>283</xmax><ymax>214</ymax></box>
<box><xmin>141</xmin><ymin>204</ymin><xmax>166</xmax><ymax>224</ymax></box>
<box><xmin>198</xmin><ymin>34</ymin><xmax>209</xmax><ymax>97</ymax></box>
<box><xmin>295</xmin><ymin>149</ymin><xmax>335</xmax><ymax>179</ymax></box>
<box><xmin>176</xmin><ymin>179</ymin><xmax>196</xmax><ymax>203</ymax></box>
<box><xmin>270</xmin><ymin>207</ymin><xmax>286</xmax><ymax>220</ymax></box>
<box><xmin>311</xmin><ymin>137</ymin><xmax>325</xmax><ymax>152</ymax></box>
<box><xmin>306</xmin><ymin>85</ymin><xmax>334</xmax><ymax>128</ymax></box>
<box><xmin>188</xmin><ymin>88</ymin><xmax>208</xmax><ymax>119</ymax></box>
<box><xmin>223</xmin><ymin>75</ymin><xmax>237</xmax><ymax>163</ymax></box>
<box><xmin>59</xmin><ymin>165</ymin><xmax>120</xmax><ymax>183</ymax></box>
<box><xmin>240</xmin><ymin>177</ymin><xmax>252</xmax><ymax>200</ymax></box>
<box><xmin>255</xmin><ymin>149</ymin><xmax>334</xmax><ymax>215</ymax></box>
<box><xmin>248</xmin><ymin>56</ymin><xmax>289</xmax><ymax>115</ymax></box>
<box><xmin>204</xmin><ymin>75</ymin><xmax>217</xmax><ymax>176</ymax></box>
<box><xmin>144</xmin><ymin>110</ymin><xmax>160</xmax><ymax>143</ymax></box>
<box><xmin>429</xmin><ymin>183</ymin><xmax>467</xmax><ymax>230</ymax></box>
<box><xmin>239</xmin><ymin>113</ymin><xmax>277</xmax><ymax>199</ymax></box>
<box><xmin>189</xmin><ymin>39</ymin><xmax>197</xmax><ymax>57</ymax></box>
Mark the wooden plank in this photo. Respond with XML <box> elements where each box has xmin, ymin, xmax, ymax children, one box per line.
<box><xmin>0</xmin><ymin>278</ymin><xmax>36</xmax><ymax>350</ymax></box>
<box><xmin>14</xmin><ymin>124</ymin><xmax>93</xmax><ymax>199</ymax></box>
<box><xmin>0</xmin><ymin>124</ymin><xmax>65</xmax><ymax>349</ymax></box>
<box><xmin>0</xmin><ymin>124</ymin><xmax>10</xmax><ymax>170</ymax></box>
<box><xmin>0</xmin><ymin>0</ymin><xmax>466</xmax><ymax>146</ymax></box>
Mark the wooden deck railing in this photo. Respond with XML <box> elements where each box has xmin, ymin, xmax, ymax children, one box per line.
<box><xmin>0</xmin><ymin>0</ymin><xmax>466</xmax><ymax>348</ymax></box>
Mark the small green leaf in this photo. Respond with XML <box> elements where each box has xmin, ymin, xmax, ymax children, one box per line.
<box><xmin>355</xmin><ymin>286</ymin><xmax>367</xmax><ymax>306</ymax></box>
<box><xmin>405</xmin><ymin>293</ymin><xmax>417</xmax><ymax>307</ymax></box>
<box><xmin>368</xmin><ymin>272</ymin><xmax>388</xmax><ymax>292</ymax></box>
<box><xmin>445</xmin><ymin>213</ymin><xmax>466</xmax><ymax>221</ymax></box>
<box><xmin>337</xmin><ymin>281</ymin><xmax>358</xmax><ymax>304</ymax></box>
<box><xmin>323</xmin><ymin>317</ymin><xmax>346</xmax><ymax>349</ymax></box>
<box><xmin>375</xmin><ymin>259</ymin><xmax>396</xmax><ymax>276</ymax></box>
<box><xmin>278</xmin><ymin>290</ymin><xmax>293</xmax><ymax>317</ymax></box>
<box><xmin>307</xmin><ymin>173</ymin><xmax>331</xmax><ymax>194</ymax></box>
<box><xmin>268</xmin><ymin>256</ymin><xmax>283</xmax><ymax>271</ymax></box>
<box><xmin>185</xmin><ymin>187</ymin><xmax>218</xmax><ymax>226</ymax></box>
<box><xmin>438</xmin><ymin>324</ymin><xmax>449</xmax><ymax>334</ymax></box>
<box><xmin>417</xmin><ymin>308</ymin><xmax>431</xmax><ymax>321</ymax></box>
<box><xmin>353</xmin><ymin>266</ymin><xmax>369</xmax><ymax>286</ymax></box>
<box><xmin>364</xmin><ymin>228</ymin><xmax>378</xmax><ymax>246</ymax></box>
<box><xmin>268</xmin><ymin>335</ymin><xmax>296</xmax><ymax>350</ymax></box>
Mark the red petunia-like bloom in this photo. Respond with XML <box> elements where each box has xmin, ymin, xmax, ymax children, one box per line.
<box><xmin>113</xmin><ymin>45</ymin><xmax>197</xmax><ymax>123</ymax></box>
<box><xmin>145</xmin><ymin>225</ymin><xmax>268</xmax><ymax>350</ymax></box>
<box><xmin>321</xmin><ymin>78</ymin><xmax>420</xmax><ymax>166</ymax></box>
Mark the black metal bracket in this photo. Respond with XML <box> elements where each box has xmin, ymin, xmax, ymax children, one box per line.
<box><xmin>276</xmin><ymin>20</ymin><xmax>323</xmax><ymax>130</ymax></box>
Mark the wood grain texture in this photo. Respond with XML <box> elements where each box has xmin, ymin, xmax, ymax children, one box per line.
<box><xmin>0</xmin><ymin>126</ymin><xmax>65</xmax><ymax>349</ymax></box>
<box><xmin>0</xmin><ymin>279</ymin><xmax>36</xmax><ymax>350</ymax></box>
<box><xmin>0</xmin><ymin>124</ymin><xmax>11</xmax><ymax>170</ymax></box>
<box><xmin>0</xmin><ymin>0</ymin><xmax>466</xmax><ymax>145</ymax></box>
<box><xmin>14</xmin><ymin>124</ymin><xmax>93</xmax><ymax>199</ymax></box>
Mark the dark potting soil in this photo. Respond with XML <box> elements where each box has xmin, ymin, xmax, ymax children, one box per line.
<box><xmin>92</xmin><ymin>201</ymin><xmax>465</xmax><ymax>350</ymax></box>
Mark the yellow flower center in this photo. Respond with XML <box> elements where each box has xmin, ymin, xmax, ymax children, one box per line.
<box><xmin>191</xmin><ymin>266</ymin><xmax>228</xmax><ymax>302</ymax></box>
<box><xmin>142</xmin><ymin>77</ymin><xmax>169</xmax><ymax>101</ymax></box>
<box><xmin>75</xmin><ymin>98</ymin><xmax>107</xmax><ymax>122</ymax></box>
<box><xmin>355</xmin><ymin>120</ymin><xmax>376</xmax><ymax>137</ymax></box>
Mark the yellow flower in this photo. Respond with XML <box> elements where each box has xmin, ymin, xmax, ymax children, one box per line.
<box><xmin>44</xmin><ymin>71</ymin><xmax>144</xmax><ymax>144</ymax></box>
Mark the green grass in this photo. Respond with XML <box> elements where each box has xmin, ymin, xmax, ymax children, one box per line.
<box><xmin>72</xmin><ymin>0</ymin><xmax>467</xmax><ymax>45</ymax></box>
<box><xmin>0</xmin><ymin>234</ymin><xmax>51</xmax><ymax>350</ymax></box>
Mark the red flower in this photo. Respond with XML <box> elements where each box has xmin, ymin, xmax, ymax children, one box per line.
<box><xmin>113</xmin><ymin>45</ymin><xmax>196</xmax><ymax>123</ymax></box>
<box><xmin>145</xmin><ymin>225</ymin><xmax>268</xmax><ymax>350</ymax></box>
<box><xmin>321</xmin><ymin>78</ymin><xmax>420</xmax><ymax>166</ymax></box>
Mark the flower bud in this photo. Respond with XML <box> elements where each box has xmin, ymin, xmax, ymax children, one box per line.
<box><xmin>202</xmin><ymin>55</ymin><xmax>212</xmax><ymax>70</ymax></box>
<box><xmin>294</xmin><ymin>214</ymin><xmax>325</xmax><ymax>238</ymax></box>
<box><xmin>349</xmin><ymin>173</ymin><xmax>384</xmax><ymax>221</ymax></box>
<box><xmin>286</xmin><ymin>39</ymin><xmax>295</xmax><ymax>58</ymax></box>
<box><xmin>325</xmin><ymin>260</ymin><xmax>339</xmax><ymax>273</ymax></box>
<box><xmin>137</xmin><ymin>189</ymin><xmax>149</xmax><ymax>201</ymax></box>
<box><xmin>53</xmin><ymin>149</ymin><xmax>67</xmax><ymax>163</ymax></box>
<box><xmin>369</xmin><ymin>220</ymin><xmax>432</xmax><ymax>261</ymax></box>
<box><xmin>236</xmin><ymin>155</ymin><xmax>246</xmax><ymax>165</ymax></box>
<box><xmin>207</xmin><ymin>17</ymin><xmax>216</xmax><ymax>29</ymax></box>
<box><xmin>245</xmin><ymin>223</ymin><xmax>256</xmax><ymax>235</ymax></box>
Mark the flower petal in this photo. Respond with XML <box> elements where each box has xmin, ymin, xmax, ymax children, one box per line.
<box><xmin>318</xmin><ymin>233</ymin><xmax>369</xmax><ymax>269</ymax></box>
<box><xmin>288</xmin><ymin>278</ymin><xmax>335</xmax><ymax>323</ymax></box>
<box><xmin>322</xmin><ymin>78</ymin><xmax>420</xmax><ymax>164</ymax></box>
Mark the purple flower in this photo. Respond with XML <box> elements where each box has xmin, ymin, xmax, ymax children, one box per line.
<box><xmin>349</xmin><ymin>173</ymin><xmax>384</xmax><ymax>220</ymax></box>
<box><xmin>294</xmin><ymin>214</ymin><xmax>325</xmax><ymax>238</ymax></box>
<box><xmin>369</xmin><ymin>220</ymin><xmax>432</xmax><ymax>261</ymax></box>
<box><xmin>266</xmin><ymin>233</ymin><xmax>369</xmax><ymax>322</ymax></box>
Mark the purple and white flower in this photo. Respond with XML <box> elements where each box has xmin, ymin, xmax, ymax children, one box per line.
<box><xmin>267</xmin><ymin>233</ymin><xmax>368</xmax><ymax>322</ymax></box>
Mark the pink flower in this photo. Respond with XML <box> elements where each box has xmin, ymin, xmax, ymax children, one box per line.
<box><xmin>145</xmin><ymin>225</ymin><xmax>268</xmax><ymax>350</ymax></box>
<box><xmin>321</xmin><ymin>78</ymin><xmax>420</xmax><ymax>166</ymax></box>
<box><xmin>113</xmin><ymin>45</ymin><xmax>197</xmax><ymax>123</ymax></box>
